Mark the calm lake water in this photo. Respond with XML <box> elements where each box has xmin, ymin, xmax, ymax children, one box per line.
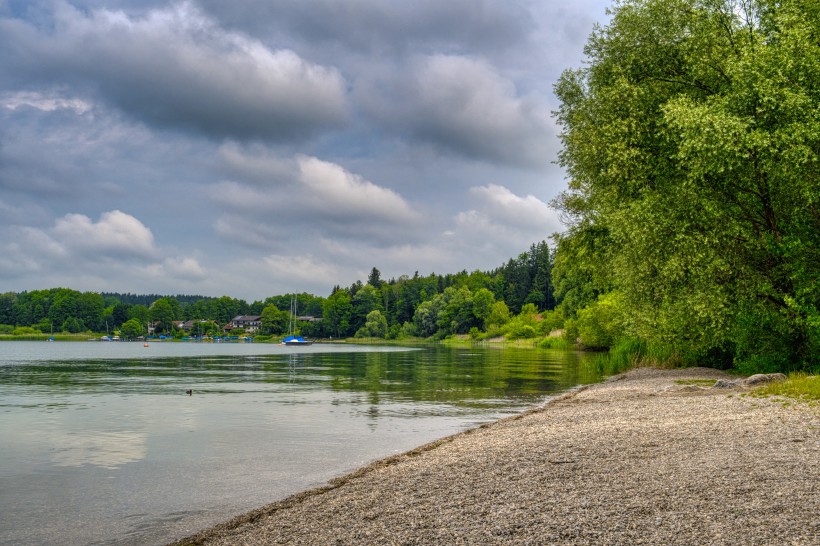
<box><xmin>0</xmin><ymin>341</ymin><xmax>603</xmax><ymax>545</ymax></box>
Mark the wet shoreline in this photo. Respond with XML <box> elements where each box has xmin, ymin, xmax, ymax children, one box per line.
<box><xmin>170</xmin><ymin>367</ymin><xmax>819</xmax><ymax>545</ymax></box>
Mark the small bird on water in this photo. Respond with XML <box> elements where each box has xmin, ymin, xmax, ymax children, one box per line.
<box><xmin>185</xmin><ymin>389</ymin><xmax>192</xmax><ymax>396</ymax></box>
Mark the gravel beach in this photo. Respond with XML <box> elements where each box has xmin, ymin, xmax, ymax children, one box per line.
<box><xmin>171</xmin><ymin>367</ymin><xmax>819</xmax><ymax>545</ymax></box>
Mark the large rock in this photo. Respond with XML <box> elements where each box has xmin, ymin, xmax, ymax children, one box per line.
<box><xmin>711</xmin><ymin>373</ymin><xmax>787</xmax><ymax>389</ymax></box>
<box><xmin>742</xmin><ymin>373</ymin><xmax>787</xmax><ymax>386</ymax></box>
<box><xmin>712</xmin><ymin>378</ymin><xmax>743</xmax><ymax>389</ymax></box>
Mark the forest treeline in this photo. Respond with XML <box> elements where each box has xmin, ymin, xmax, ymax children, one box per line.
<box><xmin>0</xmin><ymin>242</ymin><xmax>557</xmax><ymax>342</ymax></box>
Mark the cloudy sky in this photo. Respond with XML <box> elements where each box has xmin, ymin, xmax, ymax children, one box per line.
<box><xmin>0</xmin><ymin>0</ymin><xmax>610</xmax><ymax>302</ymax></box>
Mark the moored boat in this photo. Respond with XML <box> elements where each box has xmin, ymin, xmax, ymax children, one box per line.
<box><xmin>282</xmin><ymin>335</ymin><xmax>313</xmax><ymax>346</ymax></box>
<box><xmin>281</xmin><ymin>294</ymin><xmax>313</xmax><ymax>345</ymax></box>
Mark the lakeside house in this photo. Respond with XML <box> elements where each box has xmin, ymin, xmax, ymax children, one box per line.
<box><xmin>176</xmin><ymin>319</ymin><xmax>212</xmax><ymax>331</ymax></box>
<box><xmin>224</xmin><ymin>315</ymin><xmax>262</xmax><ymax>333</ymax></box>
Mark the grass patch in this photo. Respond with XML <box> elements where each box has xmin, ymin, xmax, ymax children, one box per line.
<box><xmin>750</xmin><ymin>373</ymin><xmax>820</xmax><ymax>406</ymax></box>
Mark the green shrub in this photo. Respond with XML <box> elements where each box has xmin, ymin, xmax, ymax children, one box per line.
<box><xmin>505</xmin><ymin>322</ymin><xmax>537</xmax><ymax>340</ymax></box>
<box><xmin>575</xmin><ymin>292</ymin><xmax>624</xmax><ymax>349</ymax></box>
<box><xmin>731</xmin><ymin>301</ymin><xmax>819</xmax><ymax>373</ymax></box>
<box><xmin>538</xmin><ymin>309</ymin><xmax>565</xmax><ymax>333</ymax></box>
<box><xmin>578</xmin><ymin>352</ymin><xmax>633</xmax><ymax>380</ymax></box>
<box><xmin>562</xmin><ymin>318</ymin><xmax>579</xmax><ymax>345</ymax></box>
<box><xmin>606</xmin><ymin>338</ymin><xmax>708</xmax><ymax>370</ymax></box>
<box><xmin>735</xmin><ymin>354</ymin><xmax>791</xmax><ymax>376</ymax></box>
<box><xmin>387</xmin><ymin>323</ymin><xmax>402</xmax><ymax>340</ymax></box>
<box><xmin>13</xmin><ymin>326</ymin><xmax>41</xmax><ymax>336</ymax></box>
<box><xmin>399</xmin><ymin>321</ymin><xmax>417</xmax><ymax>338</ymax></box>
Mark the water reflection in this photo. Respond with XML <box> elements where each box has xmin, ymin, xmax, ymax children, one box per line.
<box><xmin>51</xmin><ymin>430</ymin><xmax>147</xmax><ymax>469</ymax></box>
<box><xmin>0</xmin><ymin>342</ymin><xmax>604</xmax><ymax>546</ymax></box>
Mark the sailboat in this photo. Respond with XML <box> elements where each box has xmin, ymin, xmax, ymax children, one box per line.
<box><xmin>282</xmin><ymin>294</ymin><xmax>313</xmax><ymax>346</ymax></box>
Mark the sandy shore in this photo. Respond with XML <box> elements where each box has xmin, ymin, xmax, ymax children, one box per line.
<box><xmin>171</xmin><ymin>367</ymin><xmax>819</xmax><ymax>545</ymax></box>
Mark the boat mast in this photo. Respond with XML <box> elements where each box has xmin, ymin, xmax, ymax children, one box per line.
<box><xmin>288</xmin><ymin>294</ymin><xmax>296</xmax><ymax>336</ymax></box>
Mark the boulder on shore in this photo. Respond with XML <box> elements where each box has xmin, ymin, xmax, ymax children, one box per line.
<box><xmin>712</xmin><ymin>373</ymin><xmax>787</xmax><ymax>389</ymax></box>
<box><xmin>743</xmin><ymin>373</ymin><xmax>787</xmax><ymax>386</ymax></box>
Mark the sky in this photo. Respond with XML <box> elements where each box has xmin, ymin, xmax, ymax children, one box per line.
<box><xmin>0</xmin><ymin>0</ymin><xmax>611</xmax><ymax>302</ymax></box>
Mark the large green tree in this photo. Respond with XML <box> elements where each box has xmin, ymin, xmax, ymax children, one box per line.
<box><xmin>76</xmin><ymin>292</ymin><xmax>105</xmax><ymax>331</ymax></box>
<box><xmin>128</xmin><ymin>304</ymin><xmax>150</xmax><ymax>326</ymax></box>
<box><xmin>120</xmin><ymin>318</ymin><xmax>145</xmax><ymax>339</ymax></box>
<box><xmin>0</xmin><ymin>292</ymin><xmax>15</xmax><ymax>325</ymax></box>
<box><xmin>260</xmin><ymin>304</ymin><xmax>287</xmax><ymax>335</ymax></box>
<box><xmin>356</xmin><ymin>310</ymin><xmax>388</xmax><ymax>338</ymax></box>
<box><xmin>149</xmin><ymin>298</ymin><xmax>176</xmax><ymax>334</ymax></box>
<box><xmin>554</xmin><ymin>0</ymin><xmax>820</xmax><ymax>370</ymax></box>
<box><xmin>323</xmin><ymin>289</ymin><xmax>354</xmax><ymax>338</ymax></box>
<box><xmin>351</xmin><ymin>285</ymin><xmax>383</xmax><ymax>333</ymax></box>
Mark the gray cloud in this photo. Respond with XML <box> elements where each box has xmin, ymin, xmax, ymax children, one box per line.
<box><xmin>0</xmin><ymin>2</ymin><xmax>348</xmax><ymax>141</ymax></box>
<box><xmin>192</xmin><ymin>0</ymin><xmax>554</xmax><ymax>167</ymax></box>
<box><xmin>356</xmin><ymin>54</ymin><xmax>554</xmax><ymax>167</ymax></box>
<box><xmin>196</xmin><ymin>0</ymin><xmax>533</xmax><ymax>58</ymax></box>
<box><xmin>0</xmin><ymin>100</ymin><xmax>94</xmax><ymax>197</ymax></box>
<box><xmin>0</xmin><ymin>0</ymin><xmax>610</xmax><ymax>300</ymax></box>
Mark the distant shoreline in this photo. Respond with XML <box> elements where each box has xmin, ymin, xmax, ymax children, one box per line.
<box><xmin>170</xmin><ymin>367</ymin><xmax>819</xmax><ymax>545</ymax></box>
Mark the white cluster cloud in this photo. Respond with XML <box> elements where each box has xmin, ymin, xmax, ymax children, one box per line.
<box><xmin>212</xmin><ymin>146</ymin><xmax>422</xmax><ymax>251</ymax></box>
<box><xmin>154</xmin><ymin>256</ymin><xmax>208</xmax><ymax>281</ymax></box>
<box><xmin>0</xmin><ymin>210</ymin><xmax>206</xmax><ymax>291</ymax></box>
<box><xmin>52</xmin><ymin>210</ymin><xmax>156</xmax><ymax>258</ymax></box>
<box><xmin>0</xmin><ymin>91</ymin><xmax>92</xmax><ymax>113</ymax></box>
<box><xmin>260</xmin><ymin>254</ymin><xmax>340</xmax><ymax>286</ymax></box>
<box><xmin>468</xmin><ymin>184</ymin><xmax>559</xmax><ymax>231</ymax></box>
<box><xmin>449</xmin><ymin>184</ymin><xmax>561</xmax><ymax>252</ymax></box>
<box><xmin>297</xmin><ymin>155</ymin><xmax>418</xmax><ymax>223</ymax></box>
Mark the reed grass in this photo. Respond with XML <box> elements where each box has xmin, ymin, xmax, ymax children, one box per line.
<box><xmin>0</xmin><ymin>333</ymin><xmax>91</xmax><ymax>341</ymax></box>
<box><xmin>537</xmin><ymin>337</ymin><xmax>572</xmax><ymax>350</ymax></box>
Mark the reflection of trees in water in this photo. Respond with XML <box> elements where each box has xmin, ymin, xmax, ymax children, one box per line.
<box><xmin>3</xmin><ymin>347</ymin><xmax>604</xmax><ymax>411</ymax></box>
<box><xmin>318</xmin><ymin>347</ymin><xmax>603</xmax><ymax>410</ymax></box>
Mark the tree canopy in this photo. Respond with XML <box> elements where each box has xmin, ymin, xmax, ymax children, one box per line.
<box><xmin>553</xmin><ymin>0</ymin><xmax>820</xmax><ymax>371</ymax></box>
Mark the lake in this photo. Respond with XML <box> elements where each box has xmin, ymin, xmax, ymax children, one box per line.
<box><xmin>0</xmin><ymin>341</ymin><xmax>604</xmax><ymax>545</ymax></box>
